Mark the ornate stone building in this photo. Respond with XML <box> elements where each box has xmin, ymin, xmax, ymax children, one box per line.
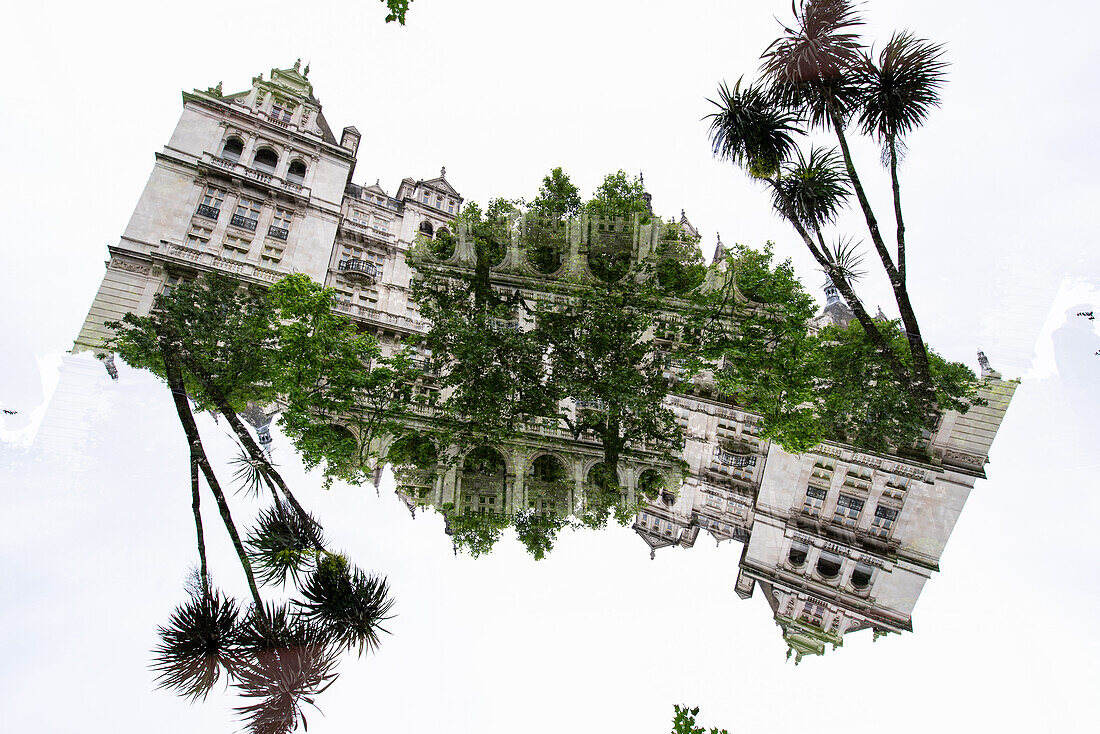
<box><xmin>75</xmin><ymin>64</ymin><xmax>1017</xmax><ymax>662</ymax></box>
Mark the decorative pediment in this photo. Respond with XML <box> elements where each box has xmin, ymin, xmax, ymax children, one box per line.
<box><xmin>420</xmin><ymin>175</ymin><xmax>462</xmax><ymax>199</ymax></box>
<box><xmin>267</xmin><ymin>60</ymin><xmax>315</xmax><ymax>101</ymax></box>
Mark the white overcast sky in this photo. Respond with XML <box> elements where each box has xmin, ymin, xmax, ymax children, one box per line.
<box><xmin>2</xmin><ymin>1</ymin><xmax>1099</xmax><ymax>732</ymax></box>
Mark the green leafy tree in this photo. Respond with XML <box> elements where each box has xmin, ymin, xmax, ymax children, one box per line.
<box><xmin>707</xmin><ymin>0</ymin><xmax>951</xmax><ymax>409</ymax></box>
<box><xmin>700</xmin><ymin>243</ymin><xmax>824</xmax><ymax>453</ymax></box>
<box><xmin>671</xmin><ymin>705</ymin><xmax>729</xmax><ymax>734</ymax></box>
<box><xmin>267</xmin><ymin>274</ymin><xmax>417</xmax><ymax>487</ymax></box>
<box><xmin>699</xmin><ymin>243</ymin><xmax>980</xmax><ymax>453</ymax></box>
<box><xmin>531</xmin><ymin>167</ymin><xmax>582</xmax><ymax>218</ymax></box>
<box><xmin>585</xmin><ymin>170</ymin><xmax>649</xmax><ymax>220</ymax></box>
<box><xmin>535</xmin><ymin>278</ymin><xmax>682</xmax><ymax>508</ymax></box>
<box><xmin>381</xmin><ymin>0</ymin><xmax>412</xmax><ymax>25</ymax></box>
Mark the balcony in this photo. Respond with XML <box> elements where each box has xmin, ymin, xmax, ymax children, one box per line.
<box><xmin>267</xmin><ymin>225</ymin><xmax>289</xmax><ymax>241</ymax></box>
<box><xmin>338</xmin><ymin>258</ymin><xmax>379</xmax><ymax>283</ymax></box>
<box><xmin>230</xmin><ymin>214</ymin><xmax>258</xmax><ymax>232</ymax></box>
<box><xmin>195</xmin><ymin>204</ymin><xmax>220</xmax><ymax>220</ymax></box>
<box><xmin>714</xmin><ymin>445</ymin><xmax>757</xmax><ymax>468</ymax></box>
<box><xmin>199</xmin><ymin>153</ymin><xmax>312</xmax><ymax>200</ymax></box>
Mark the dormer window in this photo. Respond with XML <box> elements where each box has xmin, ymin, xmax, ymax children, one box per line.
<box><xmin>253</xmin><ymin>147</ymin><xmax>278</xmax><ymax>174</ymax></box>
<box><xmin>287</xmin><ymin>160</ymin><xmax>306</xmax><ymax>185</ymax></box>
<box><xmin>271</xmin><ymin>100</ymin><xmax>294</xmax><ymax>123</ymax></box>
<box><xmin>220</xmin><ymin>137</ymin><xmax>243</xmax><ymax>163</ymax></box>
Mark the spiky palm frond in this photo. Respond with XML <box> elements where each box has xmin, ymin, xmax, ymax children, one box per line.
<box><xmin>296</xmin><ymin>554</ymin><xmax>395</xmax><ymax>656</ymax></box>
<box><xmin>229</xmin><ymin>448</ymin><xmax>273</xmax><ymax>498</ymax></box>
<box><xmin>854</xmin><ymin>31</ymin><xmax>948</xmax><ymax>143</ymax></box>
<box><xmin>761</xmin><ymin>0</ymin><xmax>865</xmax><ymax>126</ymax></box>
<box><xmin>705</xmin><ymin>78</ymin><xmax>802</xmax><ymax>179</ymax></box>
<box><xmin>246</xmin><ymin>502</ymin><xmax>326</xmax><ymax>588</ymax></box>
<box><xmin>771</xmin><ymin>147</ymin><xmax>851</xmax><ymax>230</ymax></box>
<box><xmin>150</xmin><ymin>589</ymin><xmax>243</xmax><ymax>701</ymax></box>
<box><xmin>234</xmin><ymin>603</ymin><xmax>339</xmax><ymax>734</ymax></box>
<box><xmin>826</xmin><ymin>235</ymin><xmax>867</xmax><ymax>282</ymax></box>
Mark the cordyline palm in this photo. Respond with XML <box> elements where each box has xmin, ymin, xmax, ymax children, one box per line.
<box><xmin>756</xmin><ymin>0</ymin><xmax>949</xmax><ymax>405</ymax></box>
<box><xmin>706</xmin><ymin>83</ymin><xmax>915</xmax><ymax>388</ymax></box>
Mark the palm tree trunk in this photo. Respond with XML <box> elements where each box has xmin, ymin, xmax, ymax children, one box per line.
<box><xmin>888</xmin><ymin>135</ymin><xmax>906</xmax><ymax>283</ymax></box>
<box><xmin>180</xmin><ymin>355</ymin><xmax>314</xmax><ymax>533</ymax></box>
<box><xmin>828</xmin><ymin>106</ymin><xmax>935</xmax><ymax>402</ymax></box>
<box><xmin>163</xmin><ymin>348</ymin><xmax>265</xmax><ymax>616</ymax></box>
<box><xmin>778</xmin><ymin>202</ymin><xmax>916</xmax><ymax>391</ymax></box>
<box><xmin>190</xmin><ymin>457</ymin><xmax>209</xmax><ymax>597</ymax></box>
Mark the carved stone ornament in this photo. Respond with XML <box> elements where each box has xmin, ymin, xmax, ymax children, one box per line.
<box><xmin>944</xmin><ymin>449</ymin><xmax>984</xmax><ymax>467</ymax></box>
<box><xmin>110</xmin><ymin>259</ymin><xmax>151</xmax><ymax>275</ymax></box>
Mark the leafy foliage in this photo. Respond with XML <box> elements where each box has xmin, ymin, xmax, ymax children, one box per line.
<box><xmin>151</xmin><ymin>588</ymin><xmax>243</xmax><ymax>701</ymax></box>
<box><xmin>671</xmin><ymin>704</ymin><xmax>730</xmax><ymax>734</ymax></box>
<box><xmin>296</xmin><ymin>554</ymin><xmax>395</xmax><ymax>656</ymax></box>
<box><xmin>706</xmin><ymin>78</ymin><xmax>801</xmax><ymax>179</ymax></box>
<box><xmin>246</xmin><ymin>502</ymin><xmax>326</xmax><ymax>587</ymax></box>
<box><xmin>380</xmin><ymin>0</ymin><xmax>412</xmax><ymax>25</ymax></box>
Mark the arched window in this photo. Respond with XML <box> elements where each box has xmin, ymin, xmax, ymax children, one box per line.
<box><xmin>419</xmin><ymin>220</ymin><xmax>434</xmax><ymax>237</ymax></box>
<box><xmin>788</xmin><ymin>541</ymin><xmax>809</xmax><ymax>567</ymax></box>
<box><xmin>851</xmin><ymin>563</ymin><xmax>874</xmax><ymax>589</ymax></box>
<box><xmin>638</xmin><ymin>469</ymin><xmax>665</xmax><ymax>502</ymax></box>
<box><xmin>287</xmin><ymin>160</ymin><xmax>306</xmax><ymax>184</ymax></box>
<box><xmin>220</xmin><ymin>137</ymin><xmax>243</xmax><ymax>163</ymax></box>
<box><xmin>530</xmin><ymin>454</ymin><xmax>567</xmax><ymax>484</ymax></box>
<box><xmin>816</xmin><ymin>550</ymin><xmax>842</xmax><ymax>579</ymax></box>
<box><xmin>253</xmin><ymin>147</ymin><xmax>278</xmax><ymax>174</ymax></box>
<box><xmin>436</xmin><ymin>226</ymin><xmax>450</xmax><ymax>238</ymax></box>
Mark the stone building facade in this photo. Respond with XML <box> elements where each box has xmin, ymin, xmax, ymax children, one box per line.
<box><xmin>75</xmin><ymin>64</ymin><xmax>1017</xmax><ymax>662</ymax></box>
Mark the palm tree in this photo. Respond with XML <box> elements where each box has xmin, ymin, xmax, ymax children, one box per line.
<box><xmin>705</xmin><ymin>84</ymin><xmax>915</xmax><ymax>389</ymax></box>
<box><xmin>758</xmin><ymin>0</ymin><xmax>948</xmax><ymax>403</ymax></box>
<box><xmin>710</xmin><ymin>0</ymin><xmax>952</xmax><ymax>409</ymax></box>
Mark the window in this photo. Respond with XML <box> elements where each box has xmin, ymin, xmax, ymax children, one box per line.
<box><xmin>871</xmin><ymin>505</ymin><xmax>899</xmax><ymax>538</ymax></box>
<box><xmin>816</xmin><ymin>551</ymin><xmax>842</xmax><ymax>579</ymax></box>
<box><xmin>232</xmin><ymin>198</ymin><xmax>262</xmax><ymax>231</ymax></box>
<box><xmin>448</xmin><ymin>201</ymin><xmax>455</xmax><ymax>213</ymax></box>
<box><xmin>373</xmin><ymin>217</ymin><xmax>391</xmax><ymax>236</ymax></box>
<box><xmin>222</xmin><ymin>234</ymin><xmax>251</xmax><ymax>259</ymax></box>
<box><xmin>351</xmin><ymin>210</ymin><xmax>370</xmax><ymax>227</ymax></box>
<box><xmin>788</xmin><ymin>541</ymin><xmax>809</xmax><ymax>567</ymax></box>
<box><xmin>269</xmin><ymin>208</ymin><xmax>292</xmax><ymax>240</ymax></box>
<box><xmin>844</xmin><ymin>466</ymin><xmax>873</xmax><ymax>491</ymax></box>
<box><xmin>186</xmin><ymin>224</ymin><xmax>212</xmax><ymax>249</ymax></box>
<box><xmin>851</xmin><ymin>563</ymin><xmax>874</xmax><ymax>589</ymax></box>
<box><xmin>883</xmin><ymin>475</ymin><xmax>911</xmax><ymax>500</ymax></box>
<box><xmin>436</xmin><ymin>196</ymin><xmax>443</xmax><ymax>209</ymax></box>
<box><xmin>287</xmin><ymin>160</ymin><xmax>306</xmax><ymax>184</ymax></box>
<box><xmin>253</xmin><ymin>147</ymin><xmax>278</xmax><ymax>174</ymax></box>
<box><xmin>800</xmin><ymin>601</ymin><xmax>826</xmax><ymax>627</ymax></box>
<box><xmin>419</xmin><ymin>220</ymin><xmax>434</xmax><ymax>237</ymax></box>
<box><xmin>220</xmin><ymin>137</ymin><xmax>243</xmax><ymax>163</ymax></box>
<box><xmin>833</xmin><ymin>494</ymin><xmax>864</xmax><ymax>527</ymax></box>
<box><xmin>161</xmin><ymin>274</ymin><xmax>186</xmax><ymax>297</ymax></box>
<box><xmin>197</xmin><ymin>187</ymin><xmax>225</xmax><ymax>219</ymax></box>
<box><xmin>261</xmin><ymin>243</ymin><xmax>284</xmax><ymax>266</ymax></box>
<box><xmin>270</xmin><ymin>100</ymin><xmax>294</xmax><ymax>123</ymax></box>
<box><xmin>803</xmin><ymin>486</ymin><xmax>827</xmax><ymax>517</ymax></box>
<box><xmin>422</xmin><ymin>191</ymin><xmax>430</xmax><ymax>204</ymax></box>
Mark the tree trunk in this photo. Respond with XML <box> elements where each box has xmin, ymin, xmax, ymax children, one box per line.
<box><xmin>163</xmin><ymin>348</ymin><xmax>266</xmax><ymax>616</ymax></box>
<box><xmin>181</xmin><ymin>355</ymin><xmax>317</xmax><ymax>542</ymax></box>
<box><xmin>829</xmin><ymin>106</ymin><xmax>935</xmax><ymax>402</ymax></box>
<box><xmin>190</xmin><ymin>457</ymin><xmax>209</xmax><ymax>597</ymax></box>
